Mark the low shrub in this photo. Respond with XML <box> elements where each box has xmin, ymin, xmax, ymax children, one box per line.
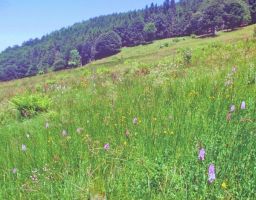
<box><xmin>182</xmin><ymin>48</ymin><xmax>192</xmax><ymax>65</ymax></box>
<box><xmin>11</xmin><ymin>93</ymin><xmax>51</xmax><ymax>118</ymax></box>
<box><xmin>191</xmin><ymin>34</ymin><xmax>196</xmax><ymax>39</ymax></box>
<box><xmin>173</xmin><ymin>38</ymin><xmax>180</xmax><ymax>43</ymax></box>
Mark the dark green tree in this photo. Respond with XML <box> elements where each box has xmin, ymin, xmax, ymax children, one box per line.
<box><xmin>170</xmin><ymin>0</ymin><xmax>176</xmax><ymax>14</ymax></box>
<box><xmin>78</xmin><ymin>41</ymin><xmax>93</xmax><ymax>65</ymax></box>
<box><xmin>152</xmin><ymin>14</ymin><xmax>170</xmax><ymax>38</ymax></box>
<box><xmin>129</xmin><ymin>20</ymin><xmax>145</xmax><ymax>45</ymax></box>
<box><xmin>224</xmin><ymin>0</ymin><xmax>251</xmax><ymax>30</ymax></box>
<box><xmin>200</xmin><ymin>0</ymin><xmax>225</xmax><ymax>35</ymax></box>
<box><xmin>53</xmin><ymin>51</ymin><xmax>66</xmax><ymax>70</ymax></box>
<box><xmin>248</xmin><ymin>0</ymin><xmax>256</xmax><ymax>23</ymax></box>
<box><xmin>94</xmin><ymin>31</ymin><xmax>122</xmax><ymax>59</ymax></box>
<box><xmin>144</xmin><ymin>22</ymin><xmax>157</xmax><ymax>41</ymax></box>
<box><xmin>144</xmin><ymin>5</ymin><xmax>150</xmax><ymax>21</ymax></box>
<box><xmin>149</xmin><ymin>3</ymin><xmax>155</xmax><ymax>14</ymax></box>
<box><xmin>163</xmin><ymin>0</ymin><xmax>170</xmax><ymax>13</ymax></box>
<box><xmin>190</xmin><ymin>12</ymin><xmax>204</xmax><ymax>35</ymax></box>
<box><xmin>114</xmin><ymin>19</ymin><xmax>145</xmax><ymax>47</ymax></box>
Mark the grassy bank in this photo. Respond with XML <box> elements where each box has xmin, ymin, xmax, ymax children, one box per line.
<box><xmin>0</xmin><ymin>25</ymin><xmax>255</xmax><ymax>199</ymax></box>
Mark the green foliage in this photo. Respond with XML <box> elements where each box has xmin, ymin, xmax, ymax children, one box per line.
<box><xmin>152</xmin><ymin>14</ymin><xmax>169</xmax><ymax>39</ymax></box>
<box><xmin>160</xmin><ymin>42</ymin><xmax>170</xmax><ymax>48</ymax></box>
<box><xmin>0</xmin><ymin>104</ymin><xmax>15</xmax><ymax>125</ymax></box>
<box><xmin>68</xmin><ymin>49</ymin><xmax>81</xmax><ymax>68</ymax></box>
<box><xmin>191</xmin><ymin>34</ymin><xmax>196</xmax><ymax>38</ymax></box>
<box><xmin>38</xmin><ymin>70</ymin><xmax>45</xmax><ymax>75</ymax></box>
<box><xmin>94</xmin><ymin>31</ymin><xmax>122</xmax><ymax>59</ymax></box>
<box><xmin>191</xmin><ymin>0</ymin><xmax>251</xmax><ymax>35</ymax></box>
<box><xmin>246</xmin><ymin>63</ymin><xmax>256</xmax><ymax>84</ymax></box>
<box><xmin>223</xmin><ymin>0</ymin><xmax>251</xmax><ymax>30</ymax></box>
<box><xmin>182</xmin><ymin>48</ymin><xmax>192</xmax><ymax>65</ymax></box>
<box><xmin>248</xmin><ymin>0</ymin><xmax>256</xmax><ymax>23</ymax></box>
<box><xmin>53</xmin><ymin>51</ymin><xmax>66</xmax><ymax>70</ymax></box>
<box><xmin>144</xmin><ymin>22</ymin><xmax>157</xmax><ymax>41</ymax></box>
<box><xmin>78</xmin><ymin>41</ymin><xmax>93</xmax><ymax>65</ymax></box>
<box><xmin>115</xmin><ymin>19</ymin><xmax>146</xmax><ymax>47</ymax></box>
<box><xmin>11</xmin><ymin>94</ymin><xmax>51</xmax><ymax>118</ymax></box>
<box><xmin>173</xmin><ymin>38</ymin><xmax>180</xmax><ymax>43</ymax></box>
<box><xmin>199</xmin><ymin>0</ymin><xmax>224</xmax><ymax>35</ymax></box>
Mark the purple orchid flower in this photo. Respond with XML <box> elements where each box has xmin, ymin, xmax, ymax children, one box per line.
<box><xmin>208</xmin><ymin>164</ymin><xmax>216</xmax><ymax>183</ymax></box>
<box><xmin>198</xmin><ymin>148</ymin><xmax>205</xmax><ymax>161</ymax></box>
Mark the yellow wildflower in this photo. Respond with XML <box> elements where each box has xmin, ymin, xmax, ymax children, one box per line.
<box><xmin>221</xmin><ymin>181</ymin><xmax>228</xmax><ymax>190</ymax></box>
<box><xmin>48</xmin><ymin>137</ymin><xmax>53</xmax><ymax>143</ymax></box>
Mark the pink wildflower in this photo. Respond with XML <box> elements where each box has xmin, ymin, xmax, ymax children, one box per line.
<box><xmin>198</xmin><ymin>148</ymin><xmax>205</xmax><ymax>161</ymax></box>
<box><xmin>104</xmin><ymin>143</ymin><xmax>110</xmax><ymax>151</ymax></box>
<box><xmin>241</xmin><ymin>101</ymin><xmax>246</xmax><ymax>110</ymax></box>
<box><xmin>208</xmin><ymin>164</ymin><xmax>216</xmax><ymax>183</ymax></box>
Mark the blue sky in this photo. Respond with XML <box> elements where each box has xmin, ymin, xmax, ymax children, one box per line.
<box><xmin>0</xmin><ymin>0</ymin><xmax>164</xmax><ymax>52</ymax></box>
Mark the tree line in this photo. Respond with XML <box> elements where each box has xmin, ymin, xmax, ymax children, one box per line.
<box><xmin>0</xmin><ymin>0</ymin><xmax>255</xmax><ymax>81</ymax></box>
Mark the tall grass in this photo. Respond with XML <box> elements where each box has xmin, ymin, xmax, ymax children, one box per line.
<box><xmin>0</xmin><ymin>26</ymin><xmax>255</xmax><ymax>199</ymax></box>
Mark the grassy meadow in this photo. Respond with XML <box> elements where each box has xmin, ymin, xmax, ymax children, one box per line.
<box><xmin>0</xmin><ymin>25</ymin><xmax>256</xmax><ymax>199</ymax></box>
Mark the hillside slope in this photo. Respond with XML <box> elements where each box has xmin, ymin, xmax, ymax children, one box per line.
<box><xmin>0</xmin><ymin>0</ymin><xmax>255</xmax><ymax>81</ymax></box>
<box><xmin>0</xmin><ymin>26</ymin><xmax>255</xmax><ymax>199</ymax></box>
